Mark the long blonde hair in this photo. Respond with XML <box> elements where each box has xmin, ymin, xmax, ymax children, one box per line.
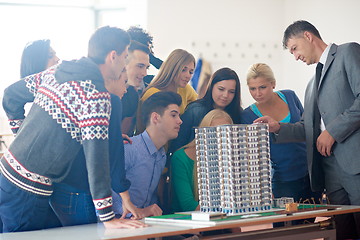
<box><xmin>183</xmin><ymin>109</ymin><xmax>233</xmax><ymax>201</ymax></box>
<box><xmin>147</xmin><ymin>49</ymin><xmax>195</xmax><ymax>90</ymax></box>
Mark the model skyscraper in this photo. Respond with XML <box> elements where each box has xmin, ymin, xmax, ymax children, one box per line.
<box><xmin>195</xmin><ymin>124</ymin><xmax>272</xmax><ymax>214</ymax></box>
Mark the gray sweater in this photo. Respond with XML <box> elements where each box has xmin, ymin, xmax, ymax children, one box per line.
<box><xmin>1</xmin><ymin>58</ymin><xmax>115</xmax><ymax>221</ymax></box>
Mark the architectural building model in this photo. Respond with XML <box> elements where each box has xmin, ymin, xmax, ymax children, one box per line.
<box><xmin>195</xmin><ymin>124</ymin><xmax>272</xmax><ymax>215</ymax></box>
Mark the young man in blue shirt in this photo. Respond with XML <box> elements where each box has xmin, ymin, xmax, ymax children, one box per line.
<box><xmin>113</xmin><ymin>91</ymin><xmax>182</xmax><ymax>217</ymax></box>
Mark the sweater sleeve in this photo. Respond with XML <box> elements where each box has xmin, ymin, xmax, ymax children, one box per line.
<box><xmin>2</xmin><ymin>68</ymin><xmax>56</xmax><ymax>134</ymax></box>
<box><xmin>2</xmin><ymin>75</ymin><xmax>40</xmax><ymax>134</ymax></box>
<box><xmin>171</xmin><ymin>150</ymin><xmax>198</xmax><ymax>212</ymax></box>
<box><xmin>149</xmin><ymin>53</ymin><xmax>163</xmax><ymax>69</ymax></box>
<box><xmin>80</xmin><ymin>91</ymin><xmax>114</xmax><ymax>222</ymax></box>
<box><xmin>109</xmin><ymin>95</ymin><xmax>130</xmax><ymax>193</ymax></box>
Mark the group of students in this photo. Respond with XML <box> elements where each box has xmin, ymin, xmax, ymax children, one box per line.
<box><xmin>1</xmin><ymin>20</ymin><xmax>360</xmax><ymax>240</ymax></box>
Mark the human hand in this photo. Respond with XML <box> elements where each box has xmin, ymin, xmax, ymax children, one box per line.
<box><xmin>316</xmin><ymin>130</ymin><xmax>335</xmax><ymax>157</ymax></box>
<box><xmin>142</xmin><ymin>204</ymin><xmax>163</xmax><ymax>217</ymax></box>
<box><xmin>103</xmin><ymin>218</ymin><xmax>147</xmax><ymax>229</ymax></box>
<box><xmin>122</xmin><ymin>134</ymin><xmax>132</xmax><ymax>144</ymax></box>
<box><xmin>253</xmin><ymin>116</ymin><xmax>280</xmax><ymax>133</ymax></box>
<box><xmin>119</xmin><ymin>191</ymin><xmax>146</xmax><ymax>219</ymax></box>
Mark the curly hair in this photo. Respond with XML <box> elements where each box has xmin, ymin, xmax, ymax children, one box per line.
<box><xmin>127</xmin><ymin>26</ymin><xmax>154</xmax><ymax>53</ymax></box>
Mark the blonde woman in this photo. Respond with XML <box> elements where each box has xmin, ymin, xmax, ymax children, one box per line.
<box><xmin>242</xmin><ymin>63</ymin><xmax>319</xmax><ymax>224</ymax></box>
<box><xmin>170</xmin><ymin>109</ymin><xmax>233</xmax><ymax>212</ymax></box>
<box><xmin>136</xmin><ymin>49</ymin><xmax>197</xmax><ymax>133</ymax></box>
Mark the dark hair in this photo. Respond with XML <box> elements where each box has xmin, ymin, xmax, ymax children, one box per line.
<box><xmin>282</xmin><ymin>20</ymin><xmax>322</xmax><ymax>49</ymax></box>
<box><xmin>20</xmin><ymin>39</ymin><xmax>50</xmax><ymax>78</ymax></box>
<box><xmin>127</xmin><ymin>26</ymin><xmax>154</xmax><ymax>53</ymax></box>
<box><xmin>128</xmin><ymin>40</ymin><xmax>150</xmax><ymax>55</ymax></box>
<box><xmin>142</xmin><ymin>91</ymin><xmax>182</xmax><ymax>127</ymax></box>
<box><xmin>194</xmin><ymin>67</ymin><xmax>242</xmax><ymax>123</ymax></box>
<box><xmin>88</xmin><ymin>26</ymin><xmax>130</xmax><ymax>64</ymax></box>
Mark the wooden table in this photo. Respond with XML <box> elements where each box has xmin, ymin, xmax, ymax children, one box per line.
<box><xmin>1</xmin><ymin>204</ymin><xmax>359</xmax><ymax>240</ymax></box>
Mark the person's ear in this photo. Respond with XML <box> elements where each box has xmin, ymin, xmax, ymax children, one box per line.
<box><xmin>150</xmin><ymin>112</ymin><xmax>160</xmax><ymax>124</ymax></box>
<box><xmin>107</xmin><ymin>50</ymin><xmax>117</xmax><ymax>63</ymax></box>
<box><xmin>271</xmin><ymin>81</ymin><xmax>276</xmax><ymax>89</ymax></box>
<box><xmin>104</xmin><ymin>50</ymin><xmax>115</xmax><ymax>65</ymax></box>
<box><xmin>304</xmin><ymin>31</ymin><xmax>312</xmax><ymax>42</ymax></box>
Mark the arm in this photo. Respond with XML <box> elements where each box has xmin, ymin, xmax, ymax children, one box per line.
<box><xmin>317</xmin><ymin>44</ymin><xmax>360</xmax><ymax>156</ymax></box>
<box><xmin>3</xmin><ymin>68</ymin><xmax>57</xmax><ymax>134</ymax></box>
<box><xmin>2</xmin><ymin>74</ymin><xmax>40</xmax><ymax>133</ymax></box>
<box><xmin>171</xmin><ymin>151</ymin><xmax>198</xmax><ymax>211</ymax></box>
<box><xmin>82</xmin><ymin>90</ymin><xmax>145</xmax><ymax>228</ymax></box>
<box><xmin>81</xmin><ymin>91</ymin><xmax>115</xmax><ymax>222</ymax></box>
<box><xmin>109</xmin><ymin>95</ymin><xmax>131</xmax><ymax>193</ymax></box>
<box><xmin>290</xmin><ymin>91</ymin><xmax>331</xmax><ymax>156</ymax></box>
<box><xmin>149</xmin><ymin>53</ymin><xmax>163</xmax><ymax>69</ymax></box>
<box><xmin>103</xmin><ymin>218</ymin><xmax>146</xmax><ymax>229</ymax></box>
<box><xmin>141</xmin><ymin>204</ymin><xmax>162</xmax><ymax>217</ymax></box>
<box><xmin>120</xmin><ymin>191</ymin><xmax>146</xmax><ymax>219</ymax></box>
<box><xmin>254</xmin><ymin>116</ymin><xmax>306</xmax><ymax>143</ymax></box>
<box><xmin>325</xmin><ymin>44</ymin><xmax>360</xmax><ymax>143</ymax></box>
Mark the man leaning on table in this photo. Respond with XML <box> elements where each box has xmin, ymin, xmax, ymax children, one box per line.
<box><xmin>0</xmin><ymin>26</ymin><xmax>146</xmax><ymax>232</ymax></box>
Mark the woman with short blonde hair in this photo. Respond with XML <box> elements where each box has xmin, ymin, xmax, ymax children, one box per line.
<box><xmin>242</xmin><ymin>63</ymin><xmax>319</xmax><ymax>226</ymax></box>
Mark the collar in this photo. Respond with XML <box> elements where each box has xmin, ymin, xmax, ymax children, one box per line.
<box><xmin>141</xmin><ymin>130</ymin><xmax>165</xmax><ymax>156</ymax></box>
<box><xmin>319</xmin><ymin>43</ymin><xmax>332</xmax><ymax>65</ymax></box>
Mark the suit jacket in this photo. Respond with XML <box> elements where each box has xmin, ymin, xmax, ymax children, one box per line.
<box><xmin>274</xmin><ymin>43</ymin><xmax>360</xmax><ymax>192</ymax></box>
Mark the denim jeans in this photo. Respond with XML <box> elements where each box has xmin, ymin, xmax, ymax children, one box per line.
<box><xmin>49</xmin><ymin>182</ymin><xmax>97</xmax><ymax>226</ymax></box>
<box><xmin>0</xmin><ymin>174</ymin><xmax>51</xmax><ymax>232</ymax></box>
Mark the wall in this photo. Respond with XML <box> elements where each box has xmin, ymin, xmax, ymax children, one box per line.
<box><xmin>0</xmin><ymin>1</ymin><xmax>147</xmax><ymax>136</ymax></box>
<box><xmin>147</xmin><ymin>0</ymin><xmax>360</xmax><ymax>108</ymax></box>
<box><xmin>1</xmin><ymin>0</ymin><xmax>359</xmax><ymax>136</ymax></box>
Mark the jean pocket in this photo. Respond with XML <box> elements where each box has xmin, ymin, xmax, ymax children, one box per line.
<box><xmin>50</xmin><ymin>188</ymin><xmax>78</xmax><ymax>215</ymax></box>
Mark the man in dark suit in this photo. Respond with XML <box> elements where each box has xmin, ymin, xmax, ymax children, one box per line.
<box><xmin>255</xmin><ymin>20</ymin><xmax>360</xmax><ymax>239</ymax></box>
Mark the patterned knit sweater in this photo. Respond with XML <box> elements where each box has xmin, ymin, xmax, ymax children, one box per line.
<box><xmin>1</xmin><ymin>57</ymin><xmax>116</xmax><ymax>221</ymax></box>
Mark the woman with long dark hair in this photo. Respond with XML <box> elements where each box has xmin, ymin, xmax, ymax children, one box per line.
<box><xmin>20</xmin><ymin>39</ymin><xmax>59</xmax><ymax>78</ymax></box>
<box><xmin>169</xmin><ymin>67</ymin><xmax>242</xmax><ymax>153</ymax></box>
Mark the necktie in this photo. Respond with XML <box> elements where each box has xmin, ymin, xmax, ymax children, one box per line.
<box><xmin>314</xmin><ymin>62</ymin><xmax>323</xmax><ymax>135</ymax></box>
<box><xmin>315</xmin><ymin>63</ymin><xmax>324</xmax><ymax>90</ymax></box>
